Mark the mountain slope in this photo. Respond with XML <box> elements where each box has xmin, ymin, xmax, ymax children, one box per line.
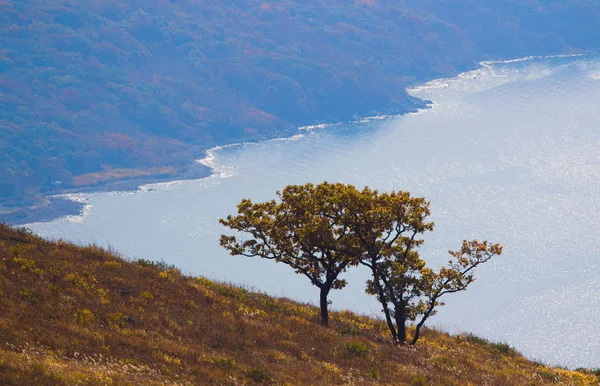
<box><xmin>3</xmin><ymin>1</ymin><xmax>600</xmax><ymax>211</ymax></box>
<box><xmin>0</xmin><ymin>224</ymin><xmax>596</xmax><ymax>385</ymax></box>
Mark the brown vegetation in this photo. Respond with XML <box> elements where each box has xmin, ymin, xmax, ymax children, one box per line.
<box><xmin>0</xmin><ymin>224</ymin><xmax>596</xmax><ymax>385</ymax></box>
<box><xmin>72</xmin><ymin>167</ymin><xmax>178</xmax><ymax>187</ymax></box>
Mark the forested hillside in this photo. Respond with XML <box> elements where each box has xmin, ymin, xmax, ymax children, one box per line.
<box><xmin>2</xmin><ymin>0</ymin><xmax>600</xmax><ymax>212</ymax></box>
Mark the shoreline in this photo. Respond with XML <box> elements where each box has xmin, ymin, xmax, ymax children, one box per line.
<box><xmin>5</xmin><ymin>111</ymin><xmax>411</xmax><ymax>226</ymax></box>
<box><xmin>1</xmin><ymin>161</ymin><xmax>212</xmax><ymax>225</ymax></box>
<box><xmin>6</xmin><ymin>51</ymin><xmax>590</xmax><ymax>227</ymax></box>
<box><xmin>2</xmin><ymin>103</ymin><xmax>427</xmax><ymax>227</ymax></box>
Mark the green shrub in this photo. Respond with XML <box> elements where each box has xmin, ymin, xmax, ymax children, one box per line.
<box><xmin>490</xmin><ymin>341</ymin><xmax>516</xmax><ymax>356</ymax></box>
<box><xmin>367</xmin><ymin>367</ymin><xmax>380</xmax><ymax>380</ymax></box>
<box><xmin>19</xmin><ymin>288</ymin><xmax>37</xmax><ymax>302</ymax></box>
<box><xmin>217</xmin><ymin>285</ymin><xmax>242</xmax><ymax>299</ymax></box>
<box><xmin>343</xmin><ymin>341</ymin><xmax>368</xmax><ymax>357</ymax></box>
<box><xmin>465</xmin><ymin>333</ymin><xmax>517</xmax><ymax>356</ymax></box>
<box><xmin>247</xmin><ymin>367</ymin><xmax>271</xmax><ymax>383</ymax></box>
<box><xmin>212</xmin><ymin>356</ymin><xmax>236</xmax><ymax>369</ymax></box>
<box><xmin>136</xmin><ymin>258</ymin><xmax>175</xmax><ymax>272</ymax></box>
<box><xmin>409</xmin><ymin>374</ymin><xmax>427</xmax><ymax>386</ymax></box>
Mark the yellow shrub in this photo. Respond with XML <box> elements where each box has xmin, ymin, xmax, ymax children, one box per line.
<box><xmin>194</xmin><ymin>277</ymin><xmax>215</xmax><ymax>288</ymax></box>
<box><xmin>64</xmin><ymin>272</ymin><xmax>96</xmax><ymax>292</ymax></box>
<box><xmin>289</xmin><ymin>315</ymin><xmax>310</xmax><ymax>326</ymax></box>
<box><xmin>13</xmin><ymin>257</ymin><xmax>43</xmax><ymax>275</ymax></box>
<box><xmin>554</xmin><ymin>368</ymin><xmax>597</xmax><ymax>385</ymax></box>
<box><xmin>75</xmin><ymin>309</ymin><xmax>94</xmax><ymax>325</ymax></box>
<box><xmin>269</xmin><ymin>350</ymin><xmax>288</xmax><ymax>363</ymax></box>
<box><xmin>163</xmin><ymin>354</ymin><xmax>181</xmax><ymax>365</ymax></box>
<box><xmin>322</xmin><ymin>361</ymin><xmax>341</xmax><ymax>374</ymax></box>
<box><xmin>222</xmin><ymin>311</ymin><xmax>235</xmax><ymax>321</ymax></box>
<box><xmin>107</xmin><ymin>311</ymin><xmax>123</xmax><ymax>323</ymax></box>
<box><xmin>159</xmin><ymin>269</ymin><xmax>177</xmax><ymax>283</ymax></box>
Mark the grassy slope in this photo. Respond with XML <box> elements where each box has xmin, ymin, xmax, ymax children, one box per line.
<box><xmin>0</xmin><ymin>223</ymin><xmax>596</xmax><ymax>385</ymax></box>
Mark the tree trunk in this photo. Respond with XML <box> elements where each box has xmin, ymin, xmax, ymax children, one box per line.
<box><xmin>411</xmin><ymin>321</ymin><xmax>423</xmax><ymax>345</ymax></box>
<box><xmin>394</xmin><ymin>306</ymin><xmax>407</xmax><ymax>344</ymax></box>
<box><xmin>319</xmin><ymin>285</ymin><xmax>331</xmax><ymax>327</ymax></box>
<box><xmin>375</xmin><ymin>278</ymin><xmax>397</xmax><ymax>343</ymax></box>
<box><xmin>411</xmin><ymin>302</ymin><xmax>434</xmax><ymax>345</ymax></box>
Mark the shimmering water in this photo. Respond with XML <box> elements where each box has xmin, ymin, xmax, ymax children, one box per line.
<box><xmin>28</xmin><ymin>53</ymin><xmax>600</xmax><ymax>367</ymax></box>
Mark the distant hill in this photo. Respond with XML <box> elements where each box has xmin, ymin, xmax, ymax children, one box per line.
<box><xmin>2</xmin><ymin>0</ymin><xmax>600</xmax><ymax>211</ymax></box>
<box><xmin>0</xmin><ymin>223</ymin><xmax>597</xmax><ymax>385</ymax></box>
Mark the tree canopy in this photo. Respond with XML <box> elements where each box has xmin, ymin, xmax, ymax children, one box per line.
<box><xmin>220</xmin><ymin>183</ymin><xmax>363</xmax><ymax>326</ymax></box>
<box><xmin>343</xmin><ymin>187</ymin><xmax>435</xmax><ymax>343</ymax></box>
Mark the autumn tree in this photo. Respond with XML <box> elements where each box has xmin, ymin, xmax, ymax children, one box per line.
<box><xmin>408</xmin><ymin>240</ymin><xmax>503</xmax><ymax>344</ymax></box>
<box><xmin>219</xmin><ymin>182</ymin><xmax>362</xmax><ymax>326</ymax></box>
<box><xmin>341</xmin><ymin>187</ymin><xmax>503</xmax><ymax>345</ymax></box>
<box><xmin>220</xmin><ymin>182</ymin><xmax>502</xmax><ymax>337</ymax></box>
<box><xmin>360</xmin><ymin>207</ymin><xmax>502</xmax><ymax>344</ymax></box>
<box><xmin>343</xmin><ymin>187</ymin><xmax>435</xmax><ymax>343</ymax></box>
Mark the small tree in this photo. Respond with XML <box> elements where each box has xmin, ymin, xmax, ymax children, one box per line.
<box><xmin>219</xmin><ymin>182</ymin><xmax>361</xmax><ymax>326</ymax></box>
<box><xmin>341</xmin><ymin>187</ymin><xmax>502</xmax><ymax>344</ymax></box>
<box><xmin>344</xmin><ymin>188</ymin><xmax>435</xmax><ymax>343</ymax></box>
<box><xmin>409</xmin><ymin>240</ymin><xmax>503</xmax><ymax>344</ymax></box>
<box><xmin>364</xmin><ymin>237</ymin><xmax>502</xmax><ymax>345</ymax></box>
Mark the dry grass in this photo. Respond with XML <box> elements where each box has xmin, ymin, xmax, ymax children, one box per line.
<box><xmin>0</xmin><ymin>224</ymin><xmax>596</xmax><ymax>385</ymax></box>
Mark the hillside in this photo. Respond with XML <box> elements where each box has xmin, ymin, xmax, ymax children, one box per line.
<box><xmin>3</xmin><ymin>1</ymin><xmax>600</xmax><ymax>215</ymax></box>
<box><xmin>0</xmin><ymin>223</ymin><xmax>597</xmax><ymax>385</ymax></box>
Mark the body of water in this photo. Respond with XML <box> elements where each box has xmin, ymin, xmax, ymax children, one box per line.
<box><xmin>28</xmin><ymin>53</ymin><xmax>600</xmax><ymax>368</ymax></box>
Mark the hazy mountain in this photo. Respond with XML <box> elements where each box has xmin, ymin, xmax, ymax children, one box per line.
<box><xmin>2</xmin><ymin>0</ymin><xmax>600</xmax><ymax>211</ymax></box>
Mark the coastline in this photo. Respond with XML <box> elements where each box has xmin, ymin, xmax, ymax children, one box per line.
<box><xmin>0</xmin><ymin>161</ymin><xmax>212</xmax><ymax>225</ymax></box>
<box><xmin>3</xmin><ymin>112</ymin><xmax>411</xmax><ymax>226</ymax></box>
<box><xmin>407</xmin><ymin>51</ymin><xmax>590</xmax><ymax>94</ymax></box>
<box><xmin>6</xmin><ymin>51</ymin><xmax>590</xmax><ymax>227</ymax></box>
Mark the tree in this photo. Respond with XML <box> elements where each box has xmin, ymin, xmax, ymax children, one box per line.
<box><xmin>219</xmin><ymin>182</ymin><xmax>362</xmax><ymax>326</ymax></box>
<box><xmin>220</xmin><ymin>182</ymin><xmax>503</xmax><ymax>337</ymax></box>
<box><xmin>409</xmin><ymin>240</ymin><xmax>503</xmax><ymax>344</ymax></box>
<box><xmin>341</xmin><ymin>187</ymin><xmax>503</xmax><ymax>345</ymax></box>
<box><xmin>363</xmin><ymin>234</ymin><xmax>502</xmax><ymax>344</ymax></box>
<box><xmin>343</xmin><ymin>187</ymin><xmax>435</xmax><ymax>343</ymax></box>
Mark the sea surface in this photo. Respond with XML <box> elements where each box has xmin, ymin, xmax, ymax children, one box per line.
<box><xmin>28</xmin><ymin>53</ymin><xmax>600</xmax><ymax>368</ymax></box>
